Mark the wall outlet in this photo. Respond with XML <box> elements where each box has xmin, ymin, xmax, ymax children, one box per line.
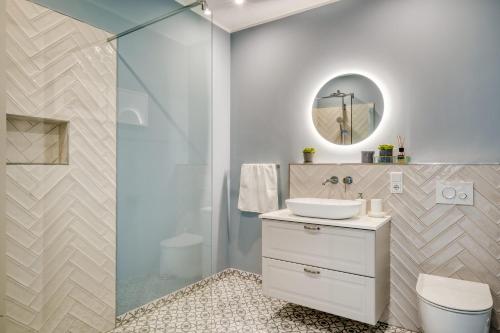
<box><xmin>436</xmin><ymin>181</ymin><xmax>474</xmax><ymax>205</ymax></box>
<box><xmin>390</xmin><ymin>172</ymin><xmax>403</xmax><ymax>194</ymax></box>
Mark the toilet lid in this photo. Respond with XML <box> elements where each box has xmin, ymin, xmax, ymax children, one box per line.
<box><xmin>161</xmin><ymin>233</ymin><xmax>203</xmax><ymax>248</ymax></box>
<box><xmin>416</xmin><ymin>274</ymin><xmax>493</xmax><ymax>312</ymax></box>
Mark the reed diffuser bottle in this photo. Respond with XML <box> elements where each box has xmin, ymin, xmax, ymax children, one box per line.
<box><xmin>397</xmin><ymin>135</ymin><xmax>406</xmax><ymax>164</ymax></box>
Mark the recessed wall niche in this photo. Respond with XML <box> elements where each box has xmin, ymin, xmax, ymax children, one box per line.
<box><xmin>6</xmin><ymin>114</ymin><xmax>69</xmax><ymax>165</ymax></box>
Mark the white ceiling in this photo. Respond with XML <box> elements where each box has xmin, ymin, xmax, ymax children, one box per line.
<box><xmin>179</xmin><ymin>0</ymin><xmax>341</xmax><ymax>33</ymax></box>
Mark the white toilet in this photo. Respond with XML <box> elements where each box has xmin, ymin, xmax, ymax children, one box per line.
<box><xmin>416</xmin><ymin>274</ymin><xmax>493</xmax><ymax>333</ymax></box>
<box><xmin>160</xmin><ymin>233</ymin><xmax>203</xmax><ymax>279</ymax></box>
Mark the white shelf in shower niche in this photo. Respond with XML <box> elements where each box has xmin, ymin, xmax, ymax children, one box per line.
<box><xmin>6</xmin><ymin>114</ymin><xmax>69</xmax><ymax>165</ymax></box>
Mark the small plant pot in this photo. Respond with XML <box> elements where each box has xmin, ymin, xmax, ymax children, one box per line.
<box><xmin>303</xmin><ymin>152</ymin><xmax>315</xmax><ymax>163</ymax></box>
<box><xmin>379</xmin><ymin>149</ymin><xmax>393</xmax><ymax>163</ymax></box>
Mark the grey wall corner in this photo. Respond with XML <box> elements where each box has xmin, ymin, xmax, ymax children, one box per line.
<box><xmin>212</xmin><ymin>25</ymin><xmax>231</xmax><ymax>273</ymax></box>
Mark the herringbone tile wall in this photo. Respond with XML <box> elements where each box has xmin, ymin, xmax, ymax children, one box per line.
<box><xmin>290</xmin><ymin>164</ymin><xmax>500</xmax><ymax>332</ymax></box>
<box><xmin>5</xmin><ymin>0</ymin><xmax>117</xmax><ymax>332</ymax></box>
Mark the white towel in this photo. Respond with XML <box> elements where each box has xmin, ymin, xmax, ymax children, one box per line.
<box><xmin>238</xmin><ymin>164</ymin><xmax>279</xmax><ymax>214</ymax></box>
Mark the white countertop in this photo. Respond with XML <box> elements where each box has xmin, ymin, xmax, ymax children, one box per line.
<box><xmin>259</xmin><ymin>209</ymin><xmax>391</xmax><ymax>231</ymax></box>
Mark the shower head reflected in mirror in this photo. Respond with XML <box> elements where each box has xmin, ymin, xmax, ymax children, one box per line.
<box><xmin>312</xmin><ymin>73</ymin><xmax>384</xmax><ymax>146</ymax></box>
<box><xmin>201</xmin><ymin>0</ymin><xmax>211</xmax><ymax>16</ymax></box>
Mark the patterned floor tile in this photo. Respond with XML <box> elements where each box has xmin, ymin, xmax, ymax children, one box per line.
<box><xmin>109</xmin><ymin>269</ymin><xmax>416</xmax><ymax>333</ymax></box>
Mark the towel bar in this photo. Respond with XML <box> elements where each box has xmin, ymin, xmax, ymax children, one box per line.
<box><xmin>241</xmin><ymin>163</ymin><xmax>280</xmax><ymax>168</ymax></box>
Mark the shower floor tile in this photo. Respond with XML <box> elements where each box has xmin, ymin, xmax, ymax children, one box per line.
<box><xmin>110</xmin><ymin>269</ymin><xmax>415</xmax><ymax>333</ymax></box>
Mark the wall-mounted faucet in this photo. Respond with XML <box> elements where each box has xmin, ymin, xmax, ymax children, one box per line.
<box><xmin>322</xmin><ymin>176</ymin><xmax>339</xmax><ymax>185</ymax></box>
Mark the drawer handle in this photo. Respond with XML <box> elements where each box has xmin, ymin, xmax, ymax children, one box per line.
<box><xmin>304</xmin><ymin>225</ymin><xmax>321</xmax><ymax>231</ymax></box>
<box><xmin>304</xmin><ymin>268</ymin><xmax>321</xmax><ymax>275</ymax></box>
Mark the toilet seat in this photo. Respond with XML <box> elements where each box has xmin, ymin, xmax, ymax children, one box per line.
<box><xmin>418</xmin><ymin>295</ymin><xmax>492</xmax><ymax>315</ymax></box>
<box><xmin>416</xmin><ymin>274</ymin><xmax>493</xmax><ymax>313</ymax></box>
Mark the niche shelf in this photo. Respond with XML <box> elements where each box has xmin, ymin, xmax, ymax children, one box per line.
<box><xmin>6</xmin><ymin>114</ymin><xmax>69</xmax><ymax>165</ymax></box>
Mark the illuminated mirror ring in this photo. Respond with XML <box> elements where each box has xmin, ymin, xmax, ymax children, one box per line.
<box><xmin>312</xmin><ymin>73</ymin><xmax>384</xmax><ymax>146</ymax></box>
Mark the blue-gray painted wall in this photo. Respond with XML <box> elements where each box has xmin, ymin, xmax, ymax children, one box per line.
<box><xmin>230</xmin><ymin>0</ymin><xmax>500</xmax><ymax>273</ymax></box>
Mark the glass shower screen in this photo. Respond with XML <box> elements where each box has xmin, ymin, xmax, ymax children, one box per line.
<box><xmin>115</xmin><ymin>8</ymin><xmax>212</xmax><ymax>315</ymax></box>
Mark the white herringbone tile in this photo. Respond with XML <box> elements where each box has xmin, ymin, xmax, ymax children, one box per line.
<box><xmin>290</xmin><ymin>164</ymin><xmax>500</xmax><ymax>332</ymax></box>
<box><xmin>5</xmin><ymin>0</ymin><xmax>117</xmax><ymax>332</ymax></box>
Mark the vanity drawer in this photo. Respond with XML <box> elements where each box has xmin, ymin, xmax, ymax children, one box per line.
<box><xmin>262</xmin><ymin>219</ymin><xmax>375</xmax><ymax>276</ymax></box>
<box><xmin>262</xmin><ymin>257</ymin><xmax>376</xmax><ymax>325</ymax></box>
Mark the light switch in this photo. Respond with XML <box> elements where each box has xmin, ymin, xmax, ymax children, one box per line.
<box><xmin>436</xmin><ymin>181</ymin><xmax>474</xmax><ymax>205</ymax></box>
<box><xmin>390</xmin><ymin>172</ymin><xmax>403</xmax><ymax>194</ymax></box>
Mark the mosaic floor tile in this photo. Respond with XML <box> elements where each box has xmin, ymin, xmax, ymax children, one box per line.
<box><xmin>110</xmin><ymin>269</ymin><xmax>416</xmax><ymax>333</ymax></box>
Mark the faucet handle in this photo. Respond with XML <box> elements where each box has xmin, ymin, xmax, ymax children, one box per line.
<box><xmin>343</xmin><ymin>176</ymin><xmax>353</xmax><ymax>185</ymax></box>
<box><xmin>342</xmin><ymin>176</ymin><xmax>353</xmax><ymax>193</ymax></box>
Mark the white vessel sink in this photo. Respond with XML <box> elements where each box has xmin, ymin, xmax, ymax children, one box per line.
<box><xmin>286</xmin><ymin>198</ymin><xmax>361</xmax><ymax>220</ymax></box>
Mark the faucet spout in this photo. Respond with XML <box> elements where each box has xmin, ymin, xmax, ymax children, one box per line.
<box><xmin>322</xmin><ymin>176</ymin><xmax>339</xmax><ymax>185</ymax></box>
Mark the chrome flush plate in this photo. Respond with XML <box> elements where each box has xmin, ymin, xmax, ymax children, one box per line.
<box><xmin>435</xmin><ymin>181</ymin><xmax>474</xmax><ymax>206</ymax></box>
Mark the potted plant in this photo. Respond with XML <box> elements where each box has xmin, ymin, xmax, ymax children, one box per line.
<box><xmin>303</xmin><ymin>147</ymin><xmax>316</xmax><ymax>163</ymax></box>
<box><xmin>378</xmin><ymin>144</ymin><xmax>394</xmax><ymax>163</ymax></box>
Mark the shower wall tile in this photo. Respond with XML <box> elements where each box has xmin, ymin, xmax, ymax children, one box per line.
<box><xmin>5</xmin><ymin>0</ymin><xmax>117</xmax><ymax>332</ymax></box>
<box><xmin>289</xmin><ymin>164</ymin><xmax>500</xmax><ymax>332</ymax></box>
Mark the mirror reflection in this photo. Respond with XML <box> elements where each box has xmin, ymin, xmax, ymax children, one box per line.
<box><xmin>312</xmin><ymin>74</ymin><xmax>384</xmax><ymax>145</ymax></box>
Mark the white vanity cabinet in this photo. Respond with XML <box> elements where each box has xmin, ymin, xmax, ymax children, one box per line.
<box><xmin>260</xmin><ymin>209</ymin><xmax>390</xmax><ymax>326</ymax></box>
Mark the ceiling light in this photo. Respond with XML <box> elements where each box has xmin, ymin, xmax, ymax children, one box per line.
<box><xmin>235</xmin><ymin>0</ymin><xmax>245</xmax><ymax>5</ymax></box>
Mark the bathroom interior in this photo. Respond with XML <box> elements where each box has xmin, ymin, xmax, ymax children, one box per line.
<box><xmin>0</xmin><ymin>0</ymin><xmax>499</xmax><ymax>332</ymax></box>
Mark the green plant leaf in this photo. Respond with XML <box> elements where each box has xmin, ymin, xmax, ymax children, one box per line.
<box><xmin>303</xmin><ymin>147</ymin><xmax>316</xmax><ymax>153</ymax></box>
<box><xmin>378</xmin><ymin>144</ymin><xmax>394</xmax><ymax>151</ymax></box>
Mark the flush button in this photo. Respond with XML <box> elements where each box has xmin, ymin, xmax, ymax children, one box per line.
<box><xmin>442</xmin><ymin>187</ymin><xmax>456</xmax><ymax>199</ymax></box>
<box><xmin>436</xmin><ymin>181</ymin><xmax>474</xmax><ymax>206</ymax></box>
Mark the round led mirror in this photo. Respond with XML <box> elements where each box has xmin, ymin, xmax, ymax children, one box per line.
<box><xmin>312</xmin><ymin>74</ymin><xmax>384</xmax><ymax>145</ymax></box>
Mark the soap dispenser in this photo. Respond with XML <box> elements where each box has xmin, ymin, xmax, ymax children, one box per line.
<box><xmin>356</xmin><ymin>193</ymin><xmax>367</xmax><ymax>216</ymax></box>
